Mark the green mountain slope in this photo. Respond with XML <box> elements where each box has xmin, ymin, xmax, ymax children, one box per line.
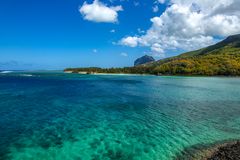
<box><xmin>147</xmin><ymin>34</ymin><xmax>240</xmax><ymax>65</ymax></box>
<box><xmin>65</xmin><ymin>34</ymin><xmax>240</xmax><ymax>76</ymax></box>
<box><xmin>146</xmin><ymin>34</ymin><xmax>240</xmax><ymax>75</ymax></box>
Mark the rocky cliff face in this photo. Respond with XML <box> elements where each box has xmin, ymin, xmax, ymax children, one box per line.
<box><xmin>134</xmin><ymin>55</ymin><xmax>155</xmax><ymax>66</ymax></box>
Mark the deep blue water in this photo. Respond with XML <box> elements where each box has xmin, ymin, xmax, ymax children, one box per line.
<box><xmin>0</xmin><ymin>72</ymin><xmax>240</xmax><ymax>160</ymax></box>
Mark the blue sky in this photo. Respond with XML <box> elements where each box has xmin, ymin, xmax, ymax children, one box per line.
<box><xmin>0</xmin><ymin>0</ymin><xmax>239</xmax><ymax>70</ymax></box>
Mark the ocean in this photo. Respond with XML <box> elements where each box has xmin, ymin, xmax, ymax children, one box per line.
<box><xmin>0</xmin><ymin>72</ymin><xmax>240</xmax><ymax>160</ymax></box>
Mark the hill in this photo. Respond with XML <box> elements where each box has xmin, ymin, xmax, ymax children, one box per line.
<box><xmin>64</xmin><ymin>34</ymin><xmax>240</xmax><ymax>76</ymax></box>
<box><xmin>134</xmin><ymin>55</ymin><xmax>155</xmax><ymax>66</ymax></box>
<box><xmin>145</xmin><ymin>34</ymin><xmax>240</xmax><ymax>75</ymax></box>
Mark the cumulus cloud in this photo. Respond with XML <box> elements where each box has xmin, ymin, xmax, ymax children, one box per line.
<box><xmin>120</xmin><ymin>52</ymin><xmax>128</xmax><ymax>57</ymax></box>
<box><xmin>152</xmin><ymin>5</ymin><xmax>159</xmax><ymax>13</ymax></box>
<box><xmin>110</xmin><ymin>29</ymin><xmax>115</xmax><ymax>33</ymax></box>
<box><xmin>151</xmin><ymin>43</ymin><xmax>164</xmax><ymax>55</ymax></box>
<box><xmin>120</xmin><ymin>0</ymin><xmax>240</xmax><ymax>56</ymax></box>
<box><xmin>137</xmin><ymin>28</ymin><xmax>145</xmax><ymax>34</ymax></box>
<box><xmin>79</xmin><ymin>0</ymin><xmax>123</xmax><ymax>23</ymax></box>
<box><xmin>158</xmin><ymin>0</ymin><xmax>166</xmax><ymax>4</ymax></box>
<box><xmin>120</xmin><ymin>36</ymin><xmax>139</xmax><ymax>47</ymax></box>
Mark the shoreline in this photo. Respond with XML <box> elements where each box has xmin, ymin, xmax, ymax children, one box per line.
<box><xmin>63</xmin><ymin>71</ymin><xmax>152</xmax><ymax>76</ymax></box>
<box><xmin>63</xmin><ymin>71</ymin><xmax>240</xmax><ymax>77</ymax></box>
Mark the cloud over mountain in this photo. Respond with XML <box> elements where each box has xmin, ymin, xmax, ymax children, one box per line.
<box><xmin>120</xmin><ymin>0</ymin><xmax>240</xmax><ymax>56</ymax></box>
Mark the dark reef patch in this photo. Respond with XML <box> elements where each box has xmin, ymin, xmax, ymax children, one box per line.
<box><xmin>206</xmin><ymin>141</ymin><xmax>240</xmax><ymax>160</ymax></box>
<box><xmin>175</xmin><ymin>140</ymin><xmax>240</xmax><ymax>160</ymax></box>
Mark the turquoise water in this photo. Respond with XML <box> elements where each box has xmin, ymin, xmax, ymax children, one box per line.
<box><xmin>0</xmin><ymin>72</ymin><xmax>240</xmax><ymax>160</ymax></box>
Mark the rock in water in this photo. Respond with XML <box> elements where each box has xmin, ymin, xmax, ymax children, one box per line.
<box><xmin>207</xmin><ymin>141</ymin><xmax>240</xmax><ymax>160</ymax></box>
<box><xmin>134</xmin><ymin>55</ymin><xmax>155</xmax><ymax>66</ymax></box>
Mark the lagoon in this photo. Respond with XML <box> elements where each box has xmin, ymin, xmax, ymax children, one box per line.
<box><xmin>0</xmin><ymin>72</ymin><xmax>240</xmax><ymax>160</ymax></box>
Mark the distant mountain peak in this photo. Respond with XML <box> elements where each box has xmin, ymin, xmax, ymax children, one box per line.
<box><xmin>134</xmin><ymin>55</ymin><xmax>155</xmax><ymax>66</ymax></box>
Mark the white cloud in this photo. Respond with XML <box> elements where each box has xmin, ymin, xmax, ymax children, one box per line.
<box><xmin>120</xmin><ymin>36</ymin><xmax>139</xmax><ymax>47</ymax></box>
<box><xmin>151</xmin><ymin>43</ymin><xmax>164</xmax><ymax>55</ymax></box>
<box><xmin>152</xmin><ymin>5</ymin><xmax>159</xmax><ymax>13</ymax></box>
<box><xmin>120</xmin><ymin>52</ymin><xmax>128</xmax><ymax>57</ymax></box>
<box><xmin>120</xmin><ymin>0</ymin><xmax>240</xmax><ymax>56</ymax></box>
<box><xmin>79</xmin><ymin>0</ymin><xmax>123</xmax><ymax>23</ymax></box>
<box><xmin>158</xmin><ymin>0</ymin><xmax>165</xmax><ymax>4</ymax></box>
<box><xmin>110</xmin><ymin>29</ymin><xmax>115</xmax><ymax>33</ymax></box>
<box><xmin>137</xmin><ymin>28</ymin><xmax>145</xmax><ymax>34</ymax></box>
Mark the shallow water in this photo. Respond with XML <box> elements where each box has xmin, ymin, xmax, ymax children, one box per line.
<box><xmin>0</xmin><ymin>72</ymin><xmax>240</xmax><ymax>160</ymax></box>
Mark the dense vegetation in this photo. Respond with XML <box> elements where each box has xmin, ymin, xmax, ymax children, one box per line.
<box><xmin>65</xmin><ymin>34</ymin><xmax>240</xmax><ymax>76</ymax></box>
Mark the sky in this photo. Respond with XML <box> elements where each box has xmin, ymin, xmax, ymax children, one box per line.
<box><xmin>0</xmin><ymin>0</ymin><xmax>240</xmax><ymax>70</ymax></box>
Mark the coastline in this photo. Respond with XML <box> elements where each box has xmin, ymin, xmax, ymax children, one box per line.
<box><xmin>63</xmin><ymin>71</ymin><xmax>240</xmax><ymax>77</ymax></box>
<box><xmin>63</xmin><ymin>71</ymin><xmax>152</xmax><ymax>76</ymax></box>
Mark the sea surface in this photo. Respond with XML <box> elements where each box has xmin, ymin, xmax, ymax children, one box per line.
<box><xmin>0</xmin><ymin>72</ymin><xmax>240</xmax><ymax>160</ymax></box>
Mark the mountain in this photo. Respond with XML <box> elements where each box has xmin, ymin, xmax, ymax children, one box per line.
<box><xmin>134</xmin><ymin>55</ymin><xmax>155</xmax><ymax>66</ymax></box>
<box><xmin>65</xmin><ymin>34</ymin><xmax>240</xmax><ymax>76</ymax></box>
<box><xmin>176</xmin><ymin>34</ymin><xmax>240</xmax><ymax>57</ymax></box>
<box><xmin>143</xmin><ymin>34</ymin><xmax>240</xmax><ymax>75</ymax></box>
